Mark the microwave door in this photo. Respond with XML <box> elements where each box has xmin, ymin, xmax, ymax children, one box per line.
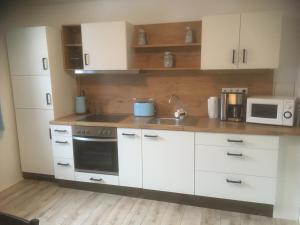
<box><xmin>247</xmin><ymin>99</ymin><xmax>283</xmax><ymax>125</ymax></box>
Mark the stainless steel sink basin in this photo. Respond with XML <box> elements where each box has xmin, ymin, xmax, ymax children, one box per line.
<box><xmin>147</xmin><ymin>117</ymin><xmax>198</xmax><ymax>126</ymax></box>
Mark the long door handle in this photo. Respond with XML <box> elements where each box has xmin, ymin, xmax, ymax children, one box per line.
<box><xmin>84</xmin><ymin>54</ymin><xmax>89</xmax><ymax>66</ymax></box>
<box><xmin>144</xmin><ymin>135</ymin><xmax>158</xmax><ymax>138</ymax></box>
<box><xmin>46</xmin><ymin>93</ymin><xmax>52</xmax><ymax>105</ymax></box>
<box><xmin>55</xmin><ymin>141</ymin><xmax>68</xmax><ymax>144</ymax></box>
<box><xmin>226</xmin><ymin>179</ymin><xmax>242</xmax><ymax>184</ymax></box>
<box><xmin>227</xmin><ymin>139</ymin><xmax>243</xmax><ymax>143</ymax></box>
<box><xmin>232</xmin><ymin>49</ymin><xmax>236</xmax><ymax>64</ymax></box>
<box><xmin>122</xmin><ymin>133</ymin><xmax>136</xmax><ymax>136</ymax></box>
<box><xmin>57</xmin><ymin>162</ymin><xmax>70</xmax><ymax>166</ymax></box>
<box><xmin>242</xmin><ymin>49</ymin><xmax>246</xmax><ymax>63</ymax></box>
<box><xmin>227</xmin><ymin>152</ymin><xmax>243</xmax><ymax>157</ymax></box>
<box><xmin>42</xmin><ymin>58</ymin><xmax>48</xmax><ymax>70</ymax></box>
<box><xmin>90</xmin><ymin>177</ymin><xmax>103</xmax><ymax>182</ymax></box>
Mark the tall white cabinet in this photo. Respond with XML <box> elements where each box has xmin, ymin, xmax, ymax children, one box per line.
<box><xmin>201</xmin><ymin>12</ymin><xmax>282</xmax><ymax>69</ymax></box>
<box><xmin>81</xmin><ymin>21</ymin><xmax>133</xmax><ymax>70</ymax></box>
<box><xmin>6</xmin><ymin>26</ymin><xmax>76</xmax><ymax>175</ymax></box>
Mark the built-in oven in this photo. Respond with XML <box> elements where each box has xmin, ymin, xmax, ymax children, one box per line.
<box><xmin>72</xmin><ymin>126</ymin><xmax>118</xmax><ymax>175</ymax></box>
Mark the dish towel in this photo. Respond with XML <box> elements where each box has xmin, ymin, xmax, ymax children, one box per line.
<box><xmin>0</xmin><ymin>105</ymin><xmax>4</xmax><ymax>131</ymax></box>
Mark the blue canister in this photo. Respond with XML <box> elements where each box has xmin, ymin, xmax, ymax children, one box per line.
<box><xmin>133</xmin><ymin>98</ymin><xmax>155</xmax><ymax>117</ymax></box>
<box><xmin>75</xmin><ymin>96</ymin><xmax>86</xmax><ymax>114</ymax></box>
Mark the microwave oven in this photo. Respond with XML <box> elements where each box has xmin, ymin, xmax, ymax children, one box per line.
<box><xmin>246</xmin><ymin>96</ymin><xmax>296</xmax><ymax>126</ymax></box>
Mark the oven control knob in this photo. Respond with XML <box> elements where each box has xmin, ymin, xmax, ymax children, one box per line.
<box><xmin>284</xmin><ymin>111</ymin><xmax>292</xmax><ymax>119</ymax></box>
<box><xmin>85</xmin><ymin>130</ymin><xmax>90</xmax><ymax>135</ymax></box>
<box><xmin>103</xmin><ymin>129</ymin><xmax>111</xmax><ymax>136</ymax></box>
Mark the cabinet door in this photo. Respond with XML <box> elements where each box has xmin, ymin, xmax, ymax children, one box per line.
<box><xmin>11</xmin><ymin>76</ymin><xmax>53</xmax><ymax>109</ymax></box>
<box><xmin>16</xmin><ymin>109</ymin><xmax>54</xmax><ymax>175</ymax></box>
<box><xmin>239</xmin><ymin>12</ymin><xmax>282</xmax><ymax>69</ymax></box>
<box><xmin>118</xmin><ymin>128</ymin><xmax>142</xmax><ymax>188</ymax></box>
<box><xmin>201</xmin><ymin>14</ymin><xmax>240</xmax><ymax>69</ymax></box>
<box><xmin>6</xmin><ymin>26</ymin><xmax>50</xmax><ymax>76</ymax></box>
<box><xmin>142</xmin><ymin>130</ymin><xmax>194</xmax><ymax>194</ymax></box>
<box><xmin>81</xmin><ymin>21</ymin><xmax>129</xmax><ymax>70</ymax></box>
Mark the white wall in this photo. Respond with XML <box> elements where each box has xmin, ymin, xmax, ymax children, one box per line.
<box><xmin>0</xmin><ymin>29</ymin><xmax>22</xmax><ymax>192</ymax></box>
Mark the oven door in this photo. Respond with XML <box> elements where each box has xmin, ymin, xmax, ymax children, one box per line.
<box><xmin>73</xmin><ymin>136</ymin><xmax>118</xmax><ymax>175</ymax></box>
<box><xmin>246</xmin><ymin>98</ymin><xmax>283</xmax><ymax>125</ymax></box>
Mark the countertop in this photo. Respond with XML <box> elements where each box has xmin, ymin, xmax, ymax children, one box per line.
<box><xmin>50</xmin><ymin>114</ymin><xmax>300</xmax><ymax>136</ymax></box>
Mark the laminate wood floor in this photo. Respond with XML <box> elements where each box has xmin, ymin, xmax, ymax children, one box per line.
<box><xmin>0</xmin><ymin>180</ymin><xmax>297</xmax><ymax>225</ymax></box>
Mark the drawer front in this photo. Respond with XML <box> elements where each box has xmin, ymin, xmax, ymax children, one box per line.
<box><xmin>52</xmin><ymin>136</ymin><xmax>73</xmax><ymax>159</ymax></box>
<box><xmin>51</xmin><ymin>125</ymin><xmax>72</xmax><ymax>137</ymax></box>
<box><xmin>75</xmin><ymin>172</ymin><xmax>119</xmax><ymax>186</ymax></box>
<box><xmin>195</xmin><ymin>171</ymin><xmax>276</xmax><ymax>204</ymax></box>
<box><xmin>54</xmin><ymin>158</ymin><xmax>75</xmax><ymax>181</ymax></box>
<box><xmin>195</xmin><ymin>145</ymin><xmax>278</xmax><ymax>177</ymax></box>
<box><xmin>195</xmin><ymin>133</ymin><xmax>279</xmax><ymax>150</ymax></box>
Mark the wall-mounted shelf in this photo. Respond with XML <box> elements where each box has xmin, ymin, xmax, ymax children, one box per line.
<box><xmin>131</xmin><ymin>21</ymin><xmax>202</xmax><ymax>71</ymax></box>
<box><xmin>62</xmin><ymin>25</ymin><xmax>84</xmax><ymax>70</ymax></box>
<box><xmin>132</xmin><ymin>43</ymin><xmax>201</xmax><ymax>48</ymax></box>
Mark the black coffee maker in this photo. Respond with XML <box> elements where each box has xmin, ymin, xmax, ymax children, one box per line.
<box><xmin>220</xmin><ymin>89</ymin><xmax>247</xmax><ymax>122</ymax></box>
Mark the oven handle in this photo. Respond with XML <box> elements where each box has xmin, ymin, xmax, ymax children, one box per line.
<box><xmin>73</xmin><ymin>136</ymin><xmax>117</xmax><ymax>142</ymax></box>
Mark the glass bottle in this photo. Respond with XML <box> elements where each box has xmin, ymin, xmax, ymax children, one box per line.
<box><xmin>138</xmin><ymin>28</ymin><xmax>147</xmax><ymax>45</ymax></box>
<box><xmin>185</xmin><ymin>26</ymin><xmax>193</xmax><ymax>44</ymax></box>
<box><xmin>164</xmin><ymin>52</ymin><xmax>174</xmax><ymax>68</ymax></box>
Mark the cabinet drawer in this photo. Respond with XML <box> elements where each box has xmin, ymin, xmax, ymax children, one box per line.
<box><xmin>195</xmin><ymin>145</ymin><xmax>278</xmax><ymax>177</ymax></box>
<box><xmin>75</xmin><ymin>172</ymin><xmax>119</xmax><ymax>185</ymax></box>
<box><xmin>52</xmin><ymin>136</ymin><xmax>73</xmax><ymax>158</ymax></box>
<box><xmin>195</xmin><ymin>171</ymin><xmax>276</xmax><ymax>204</ymax></box>
<box><xmin>54</xmin><ymin>158</ymin><xmax>75</xmax><ymax>181</ymax></box>
<box><xmin>51</xmin><ymin>125</ymin><xmax>72</xmax><ymax>137</ymax></box>
<box><xmin>195</xmin><ymin>133</ymin><xmax>279</xmax><ymax>150</ymax></box>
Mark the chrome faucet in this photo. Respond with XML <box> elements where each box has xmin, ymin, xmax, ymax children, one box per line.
<box><xmin>168</xmin><ymin>95</ymin><xmax>187</xmax><ymax>119</ymax></box>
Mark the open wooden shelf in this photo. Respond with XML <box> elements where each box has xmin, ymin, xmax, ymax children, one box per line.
<box><xmin>132</xmin><ymin>43</ymin><xmax>201</xmax><ymax>48</ymax></box>
<box><xmin>62</xmin><ymin>25</ymin><xmax>84</xmax><ymax>70</ymax></box>
<box><xmin>131</xmin><ymin>21</ymin><xmax>202</xmax><ymax>71</ymax></box>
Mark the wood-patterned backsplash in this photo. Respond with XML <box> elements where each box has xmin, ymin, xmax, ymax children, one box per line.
<box><xmin>78</xmin><ymin>70</ymin><xmax>274</xmax><ymax>117</ymax></box>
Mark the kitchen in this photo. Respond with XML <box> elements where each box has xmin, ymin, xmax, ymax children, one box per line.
<box><xmin>0</xmin><ymin>0</ymin><xmax>300</xmax><ymax>225</ymax></box>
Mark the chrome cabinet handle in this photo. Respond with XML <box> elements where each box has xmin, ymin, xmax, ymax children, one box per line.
<box><xmin>90</xmin><ymin>177</ymin><xmax>103</xmax><ymax>182</ymax></box>
<box><xmin>232</xmin><ymin>49</ymin><xmax>236</xmax><ymax>64</ymax></box>
<box><xmin>46</xmin><ymin>93</ymin><xmax>52</xmax><ymax>105</ymax></box>
<box><xmin>54</xmin><ymin>129</ymin><xmax>68</xmax><ymax>133</ymax></box>
<box><xmin>144</xmin><ymin>135</ymin><xmax>158</xmax><ymax>138</ymax></box>
<box><xmin>55</xmin><ymin>141</ymin><xmax>68</xmax><ymax>144</ymax></box>
<box><xmin>242</xmin><ymin>49</ymin><xmax>246</xmax><ymax>63</ymax></box>
<box><xmin>122</xmin><ymin>133</ymin><xmax>136</xmax><ymax>136</ymax></box>
<box><xmin>57</xmin><ymin>162</ymin><xmax>70</xmax><ymax>166</ymax></box>
<box><xmin>227</xmin><ymin>139</ymin><xmax>243</xmax><ymax>143</ymax></box>
<box><xmin>226</xmin><ymin>179</ymin><xmax>242</xmax><ymax>184</ymax></box>
<box><xmin>84</xmin><ymin>54</ymin><xmax>89</xmax><ymax>66</ymax></box>
<box><xmin>227</xmin><ymin>152</ymin><xmax>243</xmax><ymax>157</ymax></box>
<box><xmin>42</xmin><ymin>58</ymin><xmax>48</xmax><ymax>70</ymax></box>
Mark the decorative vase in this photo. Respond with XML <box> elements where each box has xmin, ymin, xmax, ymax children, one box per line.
<box><xmin>185</xmin><ymin>26</ymin><xmax>193</xmax><ymax>44</ymax></box>
<box><xmin>138</xmin><ymin>28</ymin><xmax>147</xmax><ymax>45</ymax></box>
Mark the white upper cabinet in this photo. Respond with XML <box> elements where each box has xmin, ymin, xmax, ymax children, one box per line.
<box><xmin>6</xmin><ymin>26</ymin><xmax>50</xmax><ymax>76</ymax></box>
<box><xmin>239</xmin><ymin>12</ymin><xmax>282</xmax><ymax>69</ymax></box>
<box><xmin>142</xmin><ymin>130</ymin><xmax>195</xmax><ymax>195</ymax></box>
<box><xmin>11</xmin><ymin>76</ymin><xmax>52</xmax><ymax>109</ymax></box>
<box><xmin>201</xmin><ymin>14</ymin><xmax>241</xmax><ymax>70</ymax></box>
<box><xmin>81</xmin><ymin>21</ymin><xmax>132</xmax><ymax>70</ymax></box>
<box><xmin>201</xmin><ymin>12</ymin><xmax>282</xmax><ymax>69</ymax></box>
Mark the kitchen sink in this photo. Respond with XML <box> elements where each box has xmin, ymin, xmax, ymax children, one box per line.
<box><xmin>147</xmin><ymin>117</ymin><xmax>198</xmax><ymax>126</ymax></box>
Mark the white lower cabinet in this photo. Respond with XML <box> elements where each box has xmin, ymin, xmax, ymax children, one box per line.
<box><xmin>195</xmin><ymin>132</ymin><xmax>279</xmax><ymax>205</ymax></box>
<box><xmin>142</xmin><ymin>129</ymin><xmax>195</xmax><ymax>195</ymax></box>
<box><xmin>195</xmin><ymin>171</ymin><xmax>276</xmax><ymax>204</ymax></box>
<box><xmin>117</xmin><ymin>128</ymin><xmax>142</xmax><ymax>188</ymax></box>
<box><xmin>75</xmin><ymin>172</ymin><xmax>119</xmax><ymax>185</ymax></box>
<box><xmin>54</xmin><ymin>158</ymin><xmax>75</xmax><ymax>181</ymax></box>
<box><xmin>50</xmin><ymin>125</ymin><xmax>75</xmax><ymax>180</ymax></box>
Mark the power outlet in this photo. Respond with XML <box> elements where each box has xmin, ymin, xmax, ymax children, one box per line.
<box><xmin>222</xmin><ymin>88</ymin><xmax>248</xmax><ymax>94</ymax></box>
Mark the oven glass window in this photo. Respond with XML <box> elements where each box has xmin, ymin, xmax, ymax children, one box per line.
<box><xmin>251</xmin><ymin>104</ymin><xmax>278</xmax><ymax>119</ymax></box>
<box><xmin>73</xmin><ymin>139</ymin><xmax>118</xmax><ymax>174</ymax></box>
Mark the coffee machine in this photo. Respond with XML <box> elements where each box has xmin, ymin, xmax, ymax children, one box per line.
<box><xmin>220</xmin><ymin>89</ymin><xmax>247</xmax><ymax>122</ymax></box>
